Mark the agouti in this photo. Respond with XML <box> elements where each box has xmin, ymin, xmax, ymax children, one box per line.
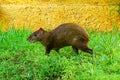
<box><xmin>27</xmin><ymin>23</ymin><xmax>93</xmax><ymax>55</ymax></box>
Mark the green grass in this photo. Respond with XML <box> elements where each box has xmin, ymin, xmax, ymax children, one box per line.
<box><xmin>0</xmin><ymin>27</ymin><xmax>120</xmax><ymax>80</ymax></box>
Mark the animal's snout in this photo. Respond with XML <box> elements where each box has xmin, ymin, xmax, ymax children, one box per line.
<box><xmin>27</xmin><ymin>38</ymin><xmax>35</xmax><ymax>42</ymax></box>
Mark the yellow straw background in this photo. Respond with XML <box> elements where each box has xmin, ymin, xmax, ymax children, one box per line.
<box><xmin>0</xmin><ymin>0</ymin><xmax>120</xmax><ymax>32</ymax></box>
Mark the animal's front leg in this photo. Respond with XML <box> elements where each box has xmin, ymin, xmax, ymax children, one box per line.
<box><xmin>55</xmin><ymin>48</ymin><xmax>60</xmax><ymax>53</ymax></box>
<box><xmin>45</xmin><ymin>45</ymin><xmax>52</xmax><ymax>55</ymax></box>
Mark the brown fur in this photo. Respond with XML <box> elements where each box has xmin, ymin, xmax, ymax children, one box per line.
<box><xmin>28</xmin><ymin>23</ymin><xmax>93</xmax><ymax>55</ymax></box>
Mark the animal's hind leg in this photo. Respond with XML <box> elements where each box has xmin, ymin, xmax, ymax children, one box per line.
<box><xmin>79</xmin><ymin>46</ymin><xmax>93</xmax><ymax>55</ymax></box>
<box><xmin>72</xmin><ymin>46</ymin><xmax>78</xmax><ymax>54</ymax></box>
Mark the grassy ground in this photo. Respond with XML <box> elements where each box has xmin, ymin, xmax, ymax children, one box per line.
<box><xmin>0</xmin><ymin>27</ymin><xmax>120</xmax><ymax>80</ymax></box>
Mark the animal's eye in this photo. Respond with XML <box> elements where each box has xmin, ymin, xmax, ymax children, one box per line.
<box><xmin>34</xmin><ymin>34</ymin><xmax>37</xmax><ymax>37</ymax></box>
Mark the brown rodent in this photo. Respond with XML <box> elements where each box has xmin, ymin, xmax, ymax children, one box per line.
<box><xmin>28</xmin><ymin>23</ymin><xmax>93</xmax><ymax>55</ymax></box>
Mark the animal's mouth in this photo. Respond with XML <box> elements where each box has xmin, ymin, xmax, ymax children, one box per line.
<box><xmin>28</xmin><ymin>39</ymin><xmax>35</xmax><ymax>43</ymax></box>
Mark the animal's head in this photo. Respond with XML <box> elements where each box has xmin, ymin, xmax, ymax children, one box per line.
<box><xmin>27</xmin><ymin>28</ymin><xmax>45</xmax><ymax>42</ymax></box>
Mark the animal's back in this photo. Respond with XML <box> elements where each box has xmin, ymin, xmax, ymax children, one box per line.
<box><xmin>49</xmin><ymin>23</ymin><xmax>89</xmax><ymax>48</ymax></box>
<box><xmin>51</xmin><ymin>23</ymin><xmax>89</xmax><ymax>40</ymax></box>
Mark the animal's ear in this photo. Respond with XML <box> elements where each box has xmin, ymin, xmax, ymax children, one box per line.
<box><xmin>39</xmin><ymin>28</ymin><xmax>44</xmax><ymax>34</ymax></box>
